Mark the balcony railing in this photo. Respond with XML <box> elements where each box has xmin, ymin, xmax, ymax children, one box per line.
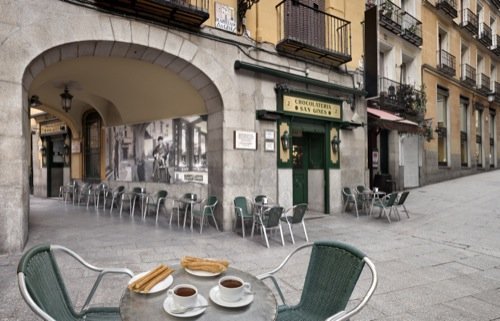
<box><xmin>67</xmin><ymin>0</ymin><xmax>210</xmax><ymax>29</ymax></box>
<box><xmin>477</xmin><ymin>73</ymin><xmax>490</xmax><ymax>93</ymax></box>
<box><xmin>377</xmin><ymin>77</ymin><xmax>425</xmax><ymax>117</ymax></box>
<box><xmin>461</xmin><ymin>8</ymin><xmax>478</xmax><ymax>35</ymax></box>
<box><xmin>276</xmin><ymin>0</ymin><xmax>352</xmax><ymax>67</ymax></box>
<box><xmin>437</xmin><ymin>49</ymin><xmax>456</xmax><ymax>76</ymax></box>
<box><xmin>479</xmin><ymin>23</ymin><xmax>492</xmax><ymax>47</ymax></box>
<box><xmin>401</xmin><ymin>12</ymin><xmax>422</xmax><ymax>47</ymax></box>
<box><xmin>493</xmin><ymin>35</ymin><xmax>500</xmax><ymax>55</ymax></box>
<box><xmin>378</xmin><ymin>0</ymin><xmax>403</xmax><ymax>35</ymax></box>
<box><xmin>436</xmin><ymin>0</ymin><xmax>458</xmax><ymax>19</ymax></box>
<box><xmin>461</xmin><ymin>63</ymin><xmax>476</xmax><ymax>87</ymax></box>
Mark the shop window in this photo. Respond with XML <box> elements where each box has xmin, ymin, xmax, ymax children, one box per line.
<box><xmin>490</xmin><ymin>112</ymin><xmax>495</xmax><ymax>167</ymax></box>
<box><xmin>475</xmin><ymin>108</ymin><xmax>483</xmax><ymax>167</ymax></box>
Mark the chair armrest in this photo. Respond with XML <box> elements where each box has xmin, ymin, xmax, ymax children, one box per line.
<box><xmin>51</xmin><ymin>245</ymin><xmax>133</xmax><ymax>312</ymax></box>
<box><xmin>256</xmin><ymin>273</ymin><xmax>287</xmax><ymax>306</ymax></box>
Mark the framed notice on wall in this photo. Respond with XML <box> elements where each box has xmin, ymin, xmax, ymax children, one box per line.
<box><xmin>234</xmin><ymin>130</ymin><xmax>257</xmax><ymax>150</ymax></box>
<box><xmin>71</xmin><ymin>139</ymin><xmax>81</xmax><ymax>154</ymax></box>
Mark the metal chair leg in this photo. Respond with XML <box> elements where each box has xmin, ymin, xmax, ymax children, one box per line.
<box><xmin>302</xmin><ymin>221</ymin><xmax>309</xmax><ymax>242</ymax></box>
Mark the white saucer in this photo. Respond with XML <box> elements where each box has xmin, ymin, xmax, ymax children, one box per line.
<box><xmin>209</xmin><ymin>286</ymin><xmax>254</xmax><ymax>308</ymax></box>
<box><xmin>163</xmin><ymin>294</ymin><xmax>208</xmax><ymax>318</ymax></box>
<box><xmin>185</xmin><ymin>267</ymin><xmax>222</xmax><ymax>277</ymax></box>
<box><xmin>128</xmin><ymin>271</ymin><xmax>173</xmax><ymax>294</ymax></box>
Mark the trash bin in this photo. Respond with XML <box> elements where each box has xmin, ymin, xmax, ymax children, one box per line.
<box><xmin>373</xmin><ymin>173</ymin><xmax>393</xmax><ymax>193</ymax></box>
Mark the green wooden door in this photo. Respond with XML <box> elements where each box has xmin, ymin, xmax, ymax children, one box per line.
<box><xmin>293</xmin><ymin>137</ymin><xmax>307</xmax><ymax>204</ymax></box>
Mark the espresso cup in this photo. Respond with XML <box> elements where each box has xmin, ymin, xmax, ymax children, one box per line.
<box><xmin>218</xmin><ymin>276</ymin><xmax>251</xmax><ymax>302</ymax></box>
<box><xmin>167</xmin><ymin>284</ymin><xmax>198</xmax><ymax>308</ymax></box>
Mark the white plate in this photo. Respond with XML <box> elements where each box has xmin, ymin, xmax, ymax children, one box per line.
<box><xmin>209</xmin><ymin>285</ymin><xmax>254</xmax><ymax>308</ymax></box>
<box><xmin>184</xmin><ymin>268</ymin><xmax>222</xmax><ymax>277</ymax></box>
<box><xmin>163</xmin><ymin>294</ymin><xmax>208</xmax><ymax>318</ymax></box>
<box><xmin>128</xmin><ymin>271</ymin><xmax>173</xmax><ymax>294</ymax></box>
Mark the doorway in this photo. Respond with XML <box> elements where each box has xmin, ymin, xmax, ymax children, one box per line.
<box><xmin>45</xmin><ymin>136</ymin><xmax>64</xmax><ymax>197</ymax></box>
<box><xmin>292</xmin><ymin>131</ymin><xmax>325</xmax><ymax>211</ymax></box>
<box><xmin>83</xmin><ymin>111</ymin><xmax>101</xmax><ymax>183</ymax></box>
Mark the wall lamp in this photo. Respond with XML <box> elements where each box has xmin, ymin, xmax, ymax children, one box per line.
<box><xmin>281</xmin><ymin>130</ymin><xmax>290</xmax><ymax>151</ymax></box>
<box><xmin>60</xmin><ymin>86</ymin><xmax>73</xmax><ymax>113</ymax></box>
<box><xmin>29</xmin><ymin>95</ymin><xmax>41</xmax><ymax>107</ymax></box>
<box><xmin>331</xmin><ymin>135</ymin><xmax>341</xmax><ymax>152</ymax></box>
<box><xmin>487</xmin><ymin>92</ymin><xmax>495</xmax><ymax>103</ymax></box>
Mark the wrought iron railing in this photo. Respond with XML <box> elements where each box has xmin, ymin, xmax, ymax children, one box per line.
<box><xmin>276</xmin><ymin>0</ymin><xmax>352</xmax><ymax>66</ymax></box>
<box><xmin>493</xmin><ymin>35</ymin><xmax>500</xmax><ymax>55</ymax></box>
<box><xmin>401</xmin><ymin>12</ymin><xmax>422</xmax><ymax>46</ymax></box>
<box><xmin>477</xmin><ymin>73</ymin><xmax>490</xmax><ymax>92</ymax></box>
<box><xmin>437</xmin><ymin>49</ymin><xmax>456</xmax><ymax>76</ymax></box>
<box><xmin>461</xmin><ymin>63</ymin><xmax>476</xmax><ymax>86</ymax></box>
<box><xmin>378</xmin><ymin>0</ymin><xmax>403</xmax><ymax>34</ymax></box>
<box><xmin>461</xmin><ymin>8</ymin><xmax>478</xmax><ymax>34</ymax></box>
<box><xmin>378</xmin><ymin>77</ymin><xmax>425</xmax><ymax>116</ymax></box>
<box><xmin>479</xmin><ymin>23</ymin><xmax>492</xmax><ymax>47</ymax></box>
<box><xmin>436</xmin><ymin>0</ymin><xmax>458</xmax><ymax>18</ymax></box>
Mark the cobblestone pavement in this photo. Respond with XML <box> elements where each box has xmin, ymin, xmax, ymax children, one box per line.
<box><xmin>2</xmin><ymin>171</ymin><xmax>500</xmax><ymax>320</ymax></box>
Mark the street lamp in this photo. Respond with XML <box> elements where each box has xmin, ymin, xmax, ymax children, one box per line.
<box><xmin>280</xmin><ymin>130</ymin><xmax>290</xmax><ymax>151</ymax></box>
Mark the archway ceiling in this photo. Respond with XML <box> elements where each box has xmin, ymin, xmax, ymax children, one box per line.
<box><xmin>29</xmin><ymin>57</ymin><xmax>206</xmax><ymax>127</ymax></box>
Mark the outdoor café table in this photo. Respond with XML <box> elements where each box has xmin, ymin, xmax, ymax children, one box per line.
<box><xmin>120</xmin><ymin>265</ymin><xmax>278</xmax><ymax>321</ymax></box>
<box><xmin>178</xmin><ymin>197</ymin><xmax>202</xmax><ymax>232</ymax></box>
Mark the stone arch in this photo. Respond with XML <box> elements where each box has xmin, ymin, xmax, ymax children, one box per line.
<box><xmin>0</xmin><ymin>2</ymin><xmax>238</xmax><ymax>252</ymax></box>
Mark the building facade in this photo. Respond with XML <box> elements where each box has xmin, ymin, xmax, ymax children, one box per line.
<box><xmin>0</xmin><ymin>0</ymin><xmax>368</xmax><ymax>253</ymax></box>
<box><xmin>420</xmin><ymin>0</ymin><xmax>500</xmax><ymax>184</ymax></box>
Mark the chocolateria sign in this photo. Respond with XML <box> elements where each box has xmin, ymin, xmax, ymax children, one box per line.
<box><xmin>283</xmin><ymin>95</ymin><xmax>341</xmax><ymax>120</ymax></box>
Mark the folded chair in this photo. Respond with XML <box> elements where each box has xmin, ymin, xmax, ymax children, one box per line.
<box><xmin>280</xmin><ymin>203</ymin><xmax>309</xmax><ymax>244</ymax></box>
<box><xmin>233</xmin><ymin>196</ymin><xmax>255</xmax><ymax>238</ymax></box>
<box><xmin>257</xmin><ymin>241</ymin><xmax>378</xmax><ymax>321</ymax></box>
<box><xmin>17</xmin><ymin>244</ymin><xmax>133</xmax><ymax>321</ymax></box>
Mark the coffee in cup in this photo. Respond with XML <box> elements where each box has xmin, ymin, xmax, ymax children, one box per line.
<box><xmin>218</xmin><ymin>276</ymin><xmax>251</xmax><ymax>302</ymax></box>
<box><xmin>168</xmin><ymin>284</ymin><xmax>198</xmax><ymax>308</ymax></box>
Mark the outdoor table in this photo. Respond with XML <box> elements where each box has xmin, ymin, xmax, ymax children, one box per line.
<box><xmin>120</xmin><ymin>265</ymin><xmax>277</xmax><ymax>321</ymax></box>
<box><xmin>178</xmin><ymin>197</ymin><xmax>202</xmax><ymax>231</ymax></box>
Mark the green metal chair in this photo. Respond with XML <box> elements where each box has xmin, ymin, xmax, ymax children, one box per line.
<box><xmin>252</xmin><ymin>206</ymin><xmax>285</xmax><ymax>248</ymax></box>
<box><xmin>257</xmin><ymin>241</ymin><xmax>378</xmax><ymax>321</ymax></box>
<box><xmin>342</xmin><ymin>187</ymin><xmax>359</xmax><ymax>218</ymax></box>
<box><xmin>192</xmin><ymin>196</ymin><xmax>219</xmax><ymax>233</ymax></box>
<box><xmin>17</xmin><ymin>244</ymin><xmax>133</xmax><ymax>321</ymax></box>
<box><xmin>233</xmin><ymin>196</ymin><xmax>255</xmax><ymax>238</ymax></box>
<box><xmin>144</xmin><ymin>190</ymin><xmax>168</xmax><ymax>222</ymax></box>
<box><xmin>280</xmin><ymin>203</ymin><xmax>309</xmax><ymax>244</ymax></box>
<box><xmin>106</xmin><ymin>185</ymin><xmax>125</xmax><ymax>214</ymax></box>
<box><xmin>372</xmin><ymin>192</ymin><xmax>399</xmax><ymax>223</ymax></box>
<box><xmin>394</xmin><ymin>191</ymin><xmax>410</xmax><ymax>219</ymax></box>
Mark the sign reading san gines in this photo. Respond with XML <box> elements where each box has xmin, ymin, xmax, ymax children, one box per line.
<box><xmin>283</xmin><ymin>95</ymin><xmax>341</xmax><ymax>120</ymax></box>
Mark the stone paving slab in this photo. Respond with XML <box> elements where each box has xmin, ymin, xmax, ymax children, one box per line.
<box><xmin>2</xmin><ymin>171</ymin><xmax>500</xmax><ymax>320</ymax></box>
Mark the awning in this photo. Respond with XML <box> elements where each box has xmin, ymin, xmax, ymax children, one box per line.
<box><xmin>367</xmin><ymin>107</ymin><xmax>422</xmax><ymax>133</ymax></box>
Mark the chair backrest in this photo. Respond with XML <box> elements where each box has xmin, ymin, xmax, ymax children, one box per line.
<box><xmin>156</xmin><ymin>190</ymin><xmax>168</xmax><ymax>205</ymax></box>
<box><xmin>254</xmin><ymin>195</ymin><xmax>266</xmax><ymax>203</ymax></box>
<box><xmin>17</xmin><ymin>244</ymin><xmax>78</xmax><ymax>321</ymax></box>
<box><xmin>385</xmin><ymin>192</ymin><xmax>399</xmax><ymax>206</ymax></box>
<box><xmin>356</xmin><ymin>185</ymin><xmax>366</xmax><ymax>194</ymax></box>
<box><xmin>234</xmin><ymin>196</ymin><xmax>252</xmax><ymax>217</ymax></box>
<box><xmin>290</xmin><ymin>203</ymin><xmax>308</xmax><ymax>223</ymax></box>
<box><xmin>263</xmin><ymin>206</ymin><xmax>284</xmax><ymax>228</ymax></box>
<box><xmin>342</xmin><ymin>187</ymin><xmax>354</xmax><ymax>200</ymax></box>
<box><xmin>117</xmin><ymin>185</ymin><xmax>125</xmax><ymax>194</ymax></box>
<box><xmin>206</xmin><ymin>196</ymin><xmax>218</xmax><ymax>207</ymax></box>
<box><xmin>397</xmin><ymin>191</ymin><xmax>410</xmax><ymax>205</ymax></box>
<box><xmin>298</xmin><ymin>241</ymin><xmax>367</xmax><ymax>318</ymax></box>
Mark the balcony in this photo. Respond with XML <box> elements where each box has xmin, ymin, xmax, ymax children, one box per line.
<box><xmin>437</xmin><ymin>49</ymin><xmax>456</xmax><ymax>77</ymax></box>
<box><xmin>72</xmin><ymin>0</ymin><xmax>210</xmax><ymax>29</ymax></box>
<box><xmin>460</xmin><ymin>63</ymin><xmax>476</xmax><ymax>88</ymax></box>
<box><xmin>494</xmin><ymin>81</ymin><xmax>500</xmax><ymax>102</ymax></box>
<box><xmin>376</xmin><ymin>77</ymin><xmax>426</xmax><ymax>118</ymax></box>
<box><xmin>492</xmin><ymin>35</ymin><xmax>500</xmax><ymax>55</ymax></box>
<box><xmin>378</xmin><ymin>0</ymin><xmax>403</xmax><ymax>35</ymax></box>
<box><xmin>276</xmin><ymin>0</ymin><xmax>352</xmax><ymax>67</ymax></box>
<box><xmin>435</xmin><ymin>0</ymin><xmax>458</xmax><ymax>19</ymax></box>
<box><xmin>492</xmin><ymin>0</ymin><xmax>500</xmax><ymax>9</ymax></box>
<box><xmin>461</xmin><ymin>8</ymin><xmax>478</xmax><ymax>35</ymax></box>
<box><xmin>401</xmin><ymin>12</ymin><xmax>422</xmax><ymax>47</ymax></box>
<box><xmin>477</xmin><ymin>73</ymin><xmax>490</xmax><ymax>94</ymax></box>
<box><xmin>479</xmin><ymin>23</ymin><xmax>492</xmax><ymax>47</ymax></box>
